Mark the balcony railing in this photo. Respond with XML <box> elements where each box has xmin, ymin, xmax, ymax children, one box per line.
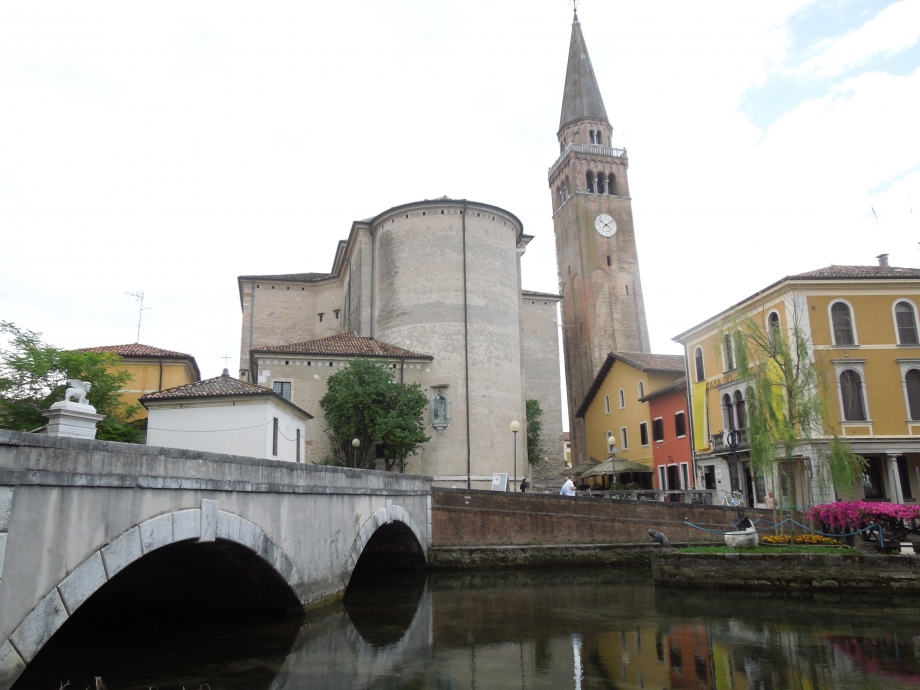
<box><xmin>711</xmin><ymin>428</ymin><xmax>750</xmax><ymax>453</ymax></box>
<box><xmin>548</xmin><ymin>143</ymin><xmax>628</xmax><ymax>179</ymax></box>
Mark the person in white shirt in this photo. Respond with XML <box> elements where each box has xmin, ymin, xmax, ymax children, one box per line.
<box><xmin>559</xmin><ymin>476</ymin><xmax>576</xmax><ymax>496</ymax></box>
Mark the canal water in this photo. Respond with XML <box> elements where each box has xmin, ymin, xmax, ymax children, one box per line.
<box><xmin>16</xmin><ymin>567</ymin><xmax>920</xmax><ymax>689</ymax></box>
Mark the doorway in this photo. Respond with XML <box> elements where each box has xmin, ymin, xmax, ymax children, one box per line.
<box><xmin>743</xmin><ymin>463</ymin><xmax>755</xmax><ymax>507</ymax></box>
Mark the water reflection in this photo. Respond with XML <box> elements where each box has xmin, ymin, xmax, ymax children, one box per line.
<box><xmin>17</xmin><ymin>568</ymin><xmax>920</xmax><ymax>690</ymax></box>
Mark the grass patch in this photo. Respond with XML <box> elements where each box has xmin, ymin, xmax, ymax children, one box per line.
<box><xmin>680</xmin><ymin>545</ymin><xmax>857</xmax><ymax>555</ymax></box>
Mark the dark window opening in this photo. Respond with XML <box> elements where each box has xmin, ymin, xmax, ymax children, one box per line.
<box><xmin>273</xmin><ymin>381</ymin><xmax>291</xmax><ymax>401</ymax></box>
<box><xmin>703</xmin><ymin>465</ymin><xmax>716</xmax><ymax>490</ymax></box>
<box><xmin>907</xmin><ymin>369</ymin><xmax>920</xmax><ymax>419</ymax></box>
<box><xmin>832</xmin><ymin>302</ymin><xmax>855</xmax><ymax>345</ymax></box>
<box><xmin>896</xmin><ymin>301</ymin><xmax>919</xmax><ymax>344</ymax></box>
<box><xmin>272</xmin><ymin>418</ymin><xmax>279</xmax><ymax>456</ymax></box>
<box><xmin>675</xmin><ymin>411</ymin><xmax>686</xmax><ymax>437</ymax></box>
<box><xmin>586</xmin><ymin>170</ymin><xmax>596</xmax><ymax>194</ymax></box>
<box><xmin>318</xmin><ymin>313</ymin><xmax>324</xmax><ymax>322</ymax></box>
<box><xmin>640</xmin><ymin>422</ymin><xmax>649</xmax><ymax>446</ymax></box>
<box><xmin>607</xmin><ymin>255</ymin><xmax>611</xmax><ymax>266</ymax></box>
<box><xmin>695</xmin><ymin>347</ymin><xmax>705</xmax><ymax>382</ymax></box>
<box><xmin>863</xmin><ymin>456</ymin><xmax>886</xmax><ymax>499</ymax></box>
<box><xmin>334</xmin><ymin>309</ymin><xmax>340</xmax><ymax>319</ymax></box>
<box><xmin>608</xmin><ymin>174</ymin><xmax>617</xmax><ymax>195</ymax></box>
<box><xmin>653</xmin><ymin>418</ymin><xmax>664</xmax><ymax>442</ymax></box>
<box><xmin>296</xmin><ymin>429</ymin><xmax>301</xmax><ymax>463</ymax></box>
<box><xmin>723</xmin><ymin>334</ymin><xmax>734</xmax><ymax>371</ymax></box>
<box><xmin>723</xmin><ymin>393</ymin><xmax>736</xmax><ymax>431</ymax></box>
<box><xmin>734</xmin><ymin>390</ymin><xmax>746</xmax><ymax>429</ymax></box>
<box><xmin>897</xmin><ymin>456</ymin><xmax>913</xmax><ymax>499</ymax></box>
<box><xmin>840</xmin><ymin>369</ymin><xmax>867</xmax><ymax>421</ymax></box>
<box><xmin>597</xmin><ymin>172</ymin><xmax>607</xmax><ymax>194</ymax></box>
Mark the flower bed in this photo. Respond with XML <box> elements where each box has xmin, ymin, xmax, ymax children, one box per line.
<box><xmin>761</xmin><ymin>533</ymin><xmax>842</xmax><ymax>546</ymax></box>
<box><xmin>807</xmin><ymin>501</ymin><xmax>920</xmax><ymax>531</ymax></box>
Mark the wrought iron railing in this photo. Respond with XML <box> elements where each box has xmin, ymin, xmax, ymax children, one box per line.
<box><xmin>711</xmin><ymin>428</ymin><xmax>749</xmax><ymax>452</ymax></box>
<box><xmin>548</xmin><ymin>143</ymin><xmax>628</xmax><ymax>179</ymax></box>
<box><xmin>576</xmin><ymin>489</ymin><xmax>716</xmax><ymax>504</ymax></box>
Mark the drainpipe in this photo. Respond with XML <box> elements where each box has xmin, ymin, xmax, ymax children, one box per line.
<box><xmin>400</xmin><ymin>356</ymin><xmax>405</xmax><ymax>383</ymax></box>
<box><xmin>158</xmin><ymin>357</ymin><xmax>163</xmax><ymax>391</ymax></box>
<box><xmin>343</xmin><ymin>257</ymin><xmax>353</xmax><ymax>330</ymax></box>
<box><xmin>462</xmin><ymin>201</ymin><xmax>472</xmax><ymax>489</ymax></box>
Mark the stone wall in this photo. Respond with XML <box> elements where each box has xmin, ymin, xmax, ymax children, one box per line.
<box><xmin>430</xmin><ymin>487</ymin><xmax>764</xmax><ymax>547</ymax></box>
<box><xmin>520</xmin><ymin>296</ymin><xmax>564</xmax><ymax>467</ymax></box>
<box><xmin>653</xmin><ymin>551</ymin><xmax>920</xmax><ymax>592</ymax></box>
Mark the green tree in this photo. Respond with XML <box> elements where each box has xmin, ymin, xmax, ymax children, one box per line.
<box><xmin>526</xmin><ymin>398</ymin><xmax>545</xmax><ymax>466</ymax></box>
<box><xmin>319</xmin><ymin>358</ymin><xmax>430</xmax><ymax>471</ymax></box>
<box><xmin>0</xmin><ymin>322</ymin><xmax>144</xmax><ymax>442</ymax></box>
<box><xmin>725</xmin><ymin>300</ymin><xmax>865</xmax><ymax>523</ymax></box>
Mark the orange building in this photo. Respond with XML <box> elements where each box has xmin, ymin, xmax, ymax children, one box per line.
<box><xmin>640</xmin><ymin>379</ymin><xmax>693</xmax><ymax>492</ymax></box>
<box><xmin>76</xmin><ymin>344</ymin><xmax>200</xmax><ymax>421</ymax></box>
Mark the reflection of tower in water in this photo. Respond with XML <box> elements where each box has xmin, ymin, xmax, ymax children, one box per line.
<box><xmin>572</xmin><ymin>633</ymin><xmax>583</xmax><ymax>690</ymax></box>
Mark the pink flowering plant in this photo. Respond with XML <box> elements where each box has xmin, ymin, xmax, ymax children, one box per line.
<box><xmin>808</xmin><ymin>501</ymin><xmax>920</xmax><ymax>531</ymax></box>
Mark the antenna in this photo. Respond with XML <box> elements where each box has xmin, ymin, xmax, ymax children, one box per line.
<box><xmin>124</xmin><ymin>290</ymin><xmax>152</xmax><ymax>343</ymax></box>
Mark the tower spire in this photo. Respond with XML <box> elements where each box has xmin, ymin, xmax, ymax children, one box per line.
<box><xmin>559</xmin><ymin>13</ymin><xmax>608</xmax><ymax>130</ymax></box>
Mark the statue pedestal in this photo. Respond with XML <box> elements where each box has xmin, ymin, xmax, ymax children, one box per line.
<box><xmin>42</xmin><ymin>401</ymin><xmax>105</xmax><ymax>439</ymax></box>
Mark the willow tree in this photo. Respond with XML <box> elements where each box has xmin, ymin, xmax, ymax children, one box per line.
<box><xmin>727</xmin><ymin>300</ymin><xmax>865</xmax><ymax>531</ymax></box>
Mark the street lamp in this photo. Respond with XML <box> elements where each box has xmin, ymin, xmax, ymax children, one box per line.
<box><xmin>510</xmin><ymin>421</ymin><xmax>520</xmax><ymax>491</ymax></box>
<box><xmin>352</xmin><ymin>438</ymin><xmax>360</xmax><ymax>469</ymax></box>
<box><xmin>607</xmin><ymin>435</ymin><xmax>617</xmax><ymax>489</ymax></box>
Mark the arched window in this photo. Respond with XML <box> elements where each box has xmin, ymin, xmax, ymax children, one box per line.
<box><xmin>832</xmin><ymin>302</ymin><xmax>855</xmax><ymax>345</ymax></box>
<box><xmin>589</xmin><ymin>130</ymin><xmax>595</xmax><ymax>144</ymax></box>
<box><xmin>604</xmin><ymin>394</ymin><xmax>610</xmax><ymax>414</ymax></box>
<box><xmin>597</xmin><ymin>172</ymin><xmax>607</xmax><ymax>195</ymax></box>
<box><xmin>638</xmin><ymin>380</ymin><xmax>645</xmax><ymax>398</ymax></box>
<box><xmin>564</xmin><ymin>176</ymin><xmax>570</xmax><ymax>199</ymax></box>
<box><xmin>619</xmin><ymin>389</ymin><xmax>625</xmax><ymax>408</ymax></box>
<box><xmin>586</xmin><ymin>171</ymin><xmax>596</xmax><ymax>194</ymax></box>
<box><xmin>907</xmin><ymin>369</ymin><xmax>920</xmax><ymax>420</ymax></box>
<box><xmin>768</xmin><ymin>312</ymin><xmax>780</xmax><ymax>349</ymax></box>
<box><xmin>840</xmin><ymin>370</ymin><xmax>866</xmax><ymax>421</ymax></box>
<box><xmin>722</xmin><ymin>393</ymin><xmax>735</xmax><ymax>431</ymax></box>
<box><xmin>596</xmin><ymin>131</ymin><xmax>603</xmax><ymax>146</ymax></box>
<box><xmin>723</xmin><ymin>334</ymin><xmax>734</xmax><ymax>371</ymax></box>
<box><xmin>734</xmin><ymin>390</ymin><xmax>746</xmax><ymax>429</ymax></box>
<box><xmin>695</xmin><ymin>347</ymin><xmax>705</xmax><ymax>382</ymax></box>
<box><xmin>608</xmin><ymin>174</ymin><xmax>617</xmax><ymax>195</ymax></box>
<box><xmin>896</xmin><ymin>301</ymin><xmax>919</xmax><ymax>345</ymax></box>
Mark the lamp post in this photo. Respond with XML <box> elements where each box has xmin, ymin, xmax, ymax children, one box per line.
<box><xmin>352</xmin><ymin>438</ymin><xmax>360</xmax><ymax>469</ymax></box>
<box><xmin>510</xmin><ymin>421</ymin><xmax>520</xmax><ymax>491</ymax></box>
<box><xmin>607</xmin><ymin>435</ymin><xmax>617</xmax><ymax>490</ymax></box>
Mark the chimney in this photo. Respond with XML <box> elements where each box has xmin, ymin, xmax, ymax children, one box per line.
<box><xmin>876</xmin><ymin>254</ymin><xmax>890</xmax><ymax>267</ymax></box>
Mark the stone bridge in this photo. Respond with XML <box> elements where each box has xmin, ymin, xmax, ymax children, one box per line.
<box><xmin>0</xmin><ymin>430</ymin><xmax>432</xmax><ymax>689</ymax></box>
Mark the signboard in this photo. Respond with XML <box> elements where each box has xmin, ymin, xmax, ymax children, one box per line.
<box><xmin>715</xmin><ymin>469</ymin><xmax>723</xmax><ymax>480</ymax></box>
<box><xmin>491</xmin><ymin>473</ymin><xmax>509</xmax><ymax>492</ymax></box>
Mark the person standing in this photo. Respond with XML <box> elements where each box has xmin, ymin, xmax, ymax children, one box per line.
<box><xmin>560</xmin><ymin>475</ymin><xmax>576</xmax><ymax>496</ymax></box>
<box><xmin>520</xmin><ymin>477</ymin><xmax>530</xmax><ymax>493</ymax></box>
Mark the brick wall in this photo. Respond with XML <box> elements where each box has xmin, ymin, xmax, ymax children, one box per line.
<box><xmin>431</xmin><ymin>488</ymin><xmax>773</xmax><ymax>547</ymax></box>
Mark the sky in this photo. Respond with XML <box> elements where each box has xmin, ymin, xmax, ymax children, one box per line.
<box><xmin>2</xmin><ymin>0</ymin><xmax>919</xmax><ymax>421</ymax></box>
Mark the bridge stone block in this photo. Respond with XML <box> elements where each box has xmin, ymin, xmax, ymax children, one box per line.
<box><xmin>0</xmin><ymin>487</ymin><xmax>11</xmax><ymax>531</ymax></box>
<box><xmin>140</xmin><ymin>513</ymin><xmax>174</xmax><ymax>554</ymax></box>
<box><xmin>173</xmin><ymin>509</ymin><xmax>201</xmax><ymax>542</ymax></box>
<box><xmin>200</xmin><ymin>499</ymin><xmax>217</xmax><ymax>541</ymax></box>
<box><xmin>217</xmin><ymin>510</ymin><xmax>241</xmax><ymax>543</ymax></box>
<box><xmin>0</xmin><ymin>641</ymin><xmax>26</xmax><ymax>689</ymax></box>
<box><xmin>237</xmin><ymin>518</ymin><xmax>263</xmax><ymax>553</ymax></box>
<box><xmin>102</xmin><ymin>526</ymin><xmax>142</xmax><ymax>578</ymax></box>
<box><xmin>10</xmin><ymin>588</ymin><xmax>68</xmax><ymax>663</ymax></box>
<box><xmin>57</xmin><ymin>551</ymin><xmax>107</xmax><ymax>615</ymax></box>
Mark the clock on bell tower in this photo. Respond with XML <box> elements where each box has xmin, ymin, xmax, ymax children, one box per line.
<box><xmin>549</xmin><ymin>10</ymin><xmax>651</xmax><ymax>467</ymax></box>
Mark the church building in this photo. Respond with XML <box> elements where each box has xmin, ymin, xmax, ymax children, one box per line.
<box><xmin>237</xmin><ymin>198</ymin><xmax>562</xmax><ymax>489</ymax></box>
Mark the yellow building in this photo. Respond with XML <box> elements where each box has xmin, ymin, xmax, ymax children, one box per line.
<box><xmin>77</xmin><ymin>344</ymin><xmax>201</xmax><ymax>421</ymax></box>
<box><xmin>674</xmin><ymin>258</ymin><xmax>920</xmax><ymax>507</ymax></box>
<box><xmin>575</xmin><ymin>352</ymin><xmax>685</xmax><ymax>486</ymax></box>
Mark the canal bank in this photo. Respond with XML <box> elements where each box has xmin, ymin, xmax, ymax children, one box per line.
<box><xmin>653</xmin><ymin>551</ymin><xmax>920</xmax><ymax>592</ymax></box>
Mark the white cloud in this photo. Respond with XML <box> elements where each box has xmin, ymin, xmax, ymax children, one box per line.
<box><xmin>793</xmin><ymin>0</ymin><xmax>920</xmax><ymax>78</ymax></box>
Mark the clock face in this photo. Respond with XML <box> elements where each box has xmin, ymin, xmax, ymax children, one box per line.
<box><xmin>595</xmin><ymin>213</ymin><xmax>617</xmax><ymax>237</ymax></box>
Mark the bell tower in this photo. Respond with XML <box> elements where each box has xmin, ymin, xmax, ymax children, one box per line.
<box><xmin>549</xmin><ymin>11</ymin><xmax>651</xmax><ymax>466</ymax></box>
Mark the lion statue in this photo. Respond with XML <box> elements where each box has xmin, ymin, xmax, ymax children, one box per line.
<box><xmin>64</xmin><ymin>379</ymin><xmax>92</xmax><ymax>405</ymax></box>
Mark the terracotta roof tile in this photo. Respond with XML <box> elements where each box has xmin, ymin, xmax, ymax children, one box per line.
<box><xmin>789</xmin><ymin>265</ymin><xmax>920</xmax><ymax>280</ymax></box>
<box><xmin>239</xmin><ymin>272</ymin><xmax>333</xmax><ymax>282</ymax></box>
<box><xmin>141</xmin><ymin>375</ymin><xmax>271</xmax><ymax>401</ymax></box>
<box><xmin>252</xmin><ymin>332</ymin><xmax>433</xmax><ymax>359</ymax></box>
<box><xmin>76</xmin><ymin>344</ymin><xmax>194</xmax><ymax>359</ymax></box>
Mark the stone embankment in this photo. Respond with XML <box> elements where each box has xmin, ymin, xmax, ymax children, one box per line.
<box><xmin>427</xmin><ymin>487</ymin><xmax>766</xmax><ymax>568</ymax></box>
<box><xmin>653</xmin><ymin>551</ymin><xmax>920</xmax><ymax>592</ymax></box>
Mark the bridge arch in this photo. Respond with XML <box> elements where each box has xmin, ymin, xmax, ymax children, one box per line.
<box><xmin>3</xmin><ymin>504</ymin><xmax>303</xmax><ymax>680</ymax></box>
<box><xmin>342</xmin><ymin>503</ymin><xmax>427</xmax><ymax>585</ymax></box>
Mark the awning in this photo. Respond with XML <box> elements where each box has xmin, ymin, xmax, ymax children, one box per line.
<box><xmin>580</xmin><ymin>458</ymin><xmax>654</xmax><ymax>478</ymax></box>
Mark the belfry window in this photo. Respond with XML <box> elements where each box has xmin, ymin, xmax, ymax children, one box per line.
<box><xmin>597</xmin><ymin>131</ymin><xmax>603</xmax><ymax>146</ymax></box>
<box><xmin>586</xmin><ymin>171</ymin><xmax>596</xmax><ymax>194</ymax></box>
<box><xmin>597</xmin><ymin>172</ymin><xmax>607</xmax><ymax>194</ymax></box>
<box><xmin>589</xmin><ymin>130</ymin><xmax>595</xmax><ymax>144</ymax></box>
<box><xmin>608</xmin><ymin>174</ymin><xmax>617</xmax><ymax>195</ymax></box>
